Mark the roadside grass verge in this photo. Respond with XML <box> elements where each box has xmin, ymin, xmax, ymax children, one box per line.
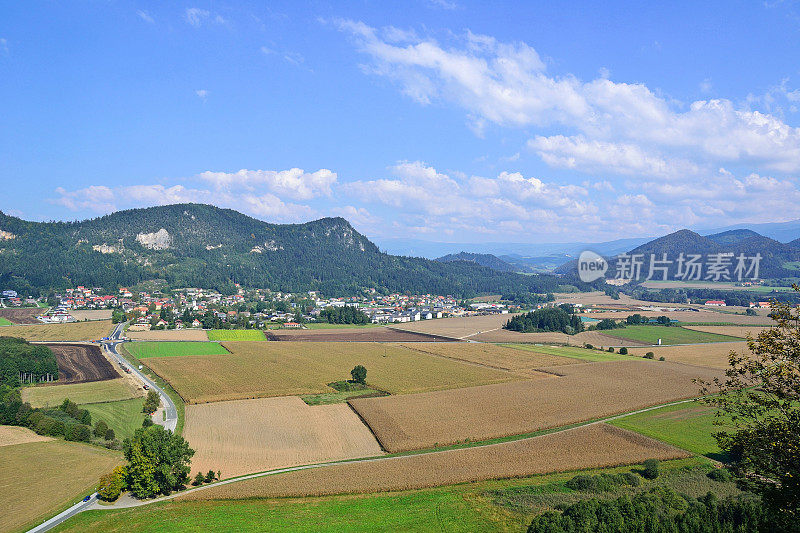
<box><xmin>502</xmin><ymin>343</ymin><xmax>631</xmax><ymax>362</ymax></box>
<box><xmin>0</xmin><ymin>317</ymin><xmax>12</xmax><ymax>326</ymax></box>
<box><xmin>600</xmin><ymin>325</ymin><xmax>741</xmax><ymax>345</ymax></box>
<box><xmin>125</xmin><ymin>341</ymin><xmax>230</xmax><ymax>359</ymax></box>
<box><xmin>122</xmin><ymin>345</ymin><xmax>186</xmax><ymax>436</ymax></box>
<box><xmin>206</xmin><ymin>329</ymin><xmax>266</xmax><ymax>341</ymax></box>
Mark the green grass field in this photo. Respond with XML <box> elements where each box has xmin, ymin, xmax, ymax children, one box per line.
<box><xmin>503</xmin><ymin>343</ymin><xmax>632</xmax><ymax>362</ymax></box>
<box><xmin>84</xmin><ymin>397</ymin><xmax>148</xmax><ymax>441</ymax></box>
<box><xmin>601</xmin><ymin>325</ymin><xmax>741</xmax><ymax>345</ymax></box>
<box><xmin>206</xmin><ymin>329</ymin><xmax>266</xmax><ymax>341</ymax></box>
<box><xmin>609</xmin><ymin>401</ymin><xmax>728</xmax><ymax>460</ymax></box>
<box><xmin>22</xmin><ymin>379</ymin><xmax>139</xmax><ymax>408</ymax></box>
<box><xmin>0</xmin><ymin>317</ymin><xmax>13</xmax><ymax>326</ymax></box>
<box><xmin>126</xmin><ymin>341</ymin><xmax>230</xmax><ymax>359</ymax></box>
<box><xmin>52</xmin><ymin>457</ymin><xmax>732</xmax><ymax>533</ymax></box>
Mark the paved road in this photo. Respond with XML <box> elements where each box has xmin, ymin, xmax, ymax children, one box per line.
<box><xmin>26</xmin><ymin>493</ymin><xmax>97</xmax><ymax>532</ymax></box>
<box><xmin>104</xmin><ymin>323</ymin><xmax>178</xmax><ymax>432</ymax></box>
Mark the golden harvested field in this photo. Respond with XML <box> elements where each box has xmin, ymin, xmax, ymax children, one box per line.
<box><xmin>181</xmin><ymin>424</ymin><xmax>688</xmax><ymax>500</ymax></box>
<box><xmin>127</xmin><ymin>329</ymin><xmax>209</xmax><ymax>341</ymax></box>
<box><xmin>144</xmin><ymin>342</ymin><xmax>525</xmax><ymax>404</ymax></box>
<box><xmin>682</xmin><ymin>325</ymin><xmax>770</xmax><ymax>338</ymax></box>
<box><xmin>626</xmin><ymin>342</ymin><xmax>749</xmax><ymax>369</ymax></box>
<box><xmin>0</xmin><ymin>320</ymin><xmax>112</xmax><ymax>341</ymax></box>
<box><xmin>401</xmin><ymin>342</ymin><xmax>577</xmax><ymax>375</ymax></box>
<box><xmin>391</xmin><ymin>314</ymin><xmax>518</xmax><ymax>339</ymax></box>
<box><xmin>21</xmin><ymin>377</ymin><xmax>143</xmax><ymax>408</ymax></box>
<box><xmin>0</xmin><ymin>425</ymin><xmax>51</xmax><ymax>447</ymax></box>
<box><xmin>350</xmin><ymin>359</ymin><xmax>724</xmax><ymax>452</ymax></box>
<box><xmin>0</xmin><ymin>440</ymin><xmax>122</xmax><ymax>533</ymax></box>
<box><xmin>184</xmin><ymin>396</ymin><xmax>383</xmax><ymax>478</ymax></box>
<box><xmin>471</xmin><ymin>329</ymin><xmax>574</xmax><ymax>344</ymax></box>
<box><xmin>68</xmin><ymin>309</ymin><xmax>112</xmax><ymax>321</ymax></box>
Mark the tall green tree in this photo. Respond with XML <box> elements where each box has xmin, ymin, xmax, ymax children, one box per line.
<box><xmin>123</xmin><ymin>425</ymin><xmax>194</xmax><ymax>498</ymax></box>
<box><xmin>701</xmin><ymin>290</ymin><xmax>800</xmax><ymax>528</ymax></box>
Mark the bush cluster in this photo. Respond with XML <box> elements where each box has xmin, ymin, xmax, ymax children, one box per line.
<box><xmin>565</xmin><ymin>472</ymin><xmax>640</xmax><ymax>492</ymax></box>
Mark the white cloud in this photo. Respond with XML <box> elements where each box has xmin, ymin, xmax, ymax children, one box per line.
<box><xmin>195</xmin><ymin>89</ymin><xmax>208</xmax><ymax>101</ymax></box>
<box><xmin>52</xmin><ymin>186</ymin><xmax>116</xmax><ymax>212</ymax></box>
<box><xmin>184</xmin><ymin>8</ymin><xmax>209</xmax><ymax>27</ymax></box>
<box><xmin>426</xmin><ymin>0</ymin><xmax>458</xmax><ymax>9</ymax></box>
<box><xmin>0</xmin><ymin>38</ymin><xmax>8</xmax><ymax>55</ymax></box>
<box><xmin>197</xmin><ymin>168</ymin><xmax>337</xmax><ymax>200</ymax></box>
<box><xmin>529</xmin><ymin>135</ymin><xmax>700</xmax><ymax>178</ymax></box>
<box><xmin>336</xmin><ymin>21</ymin><xmax>800</xmax><ymax>173</ymax></box>
<box><xmin>137</xmin><ymin>10</ymin><xmax>154</xmax><ymax>23</ymax></box>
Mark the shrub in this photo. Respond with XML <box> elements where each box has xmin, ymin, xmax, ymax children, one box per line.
<box><xmin>659</xmin><ymin>356</ymin><xmax>666</xmax><ymax>361</ymax></box>
<box><xmin>142</xmin><ymin>416</ymin><xmax>153</xmax><ymax>428</ymax></box>
<box><xmin>65</xmin><ymin>424</ymin><xmax>92</xmax><ymax>442</ymax></box>
<box><xmin>642</xmin><ymin>459</ymin><xmax>660</xmax><ymax>479</ymax></box>
<box><xmin>618</xmin><ymin>347</ymin><xmax>628</xmax><ymax>355</ymax></box>
<box><xmin>97</xmin><ymin>466</ymin><xmax>127</xmax><ymax>501</ymax></box>
<box><xmin>584</xmin><ymin>343</ymin><xmax>594</xmax><ymax>350</ymax></box>
<box><xmin>142</xmin><ymin>390</ymin><xmax>160</xmax><ymax>415</ymax></box>
<box><xmin>192</xmin><ymin>472</ymin><xmax>205</xmax><ymax>486</ymax></box>
<box><xmin>94</xmin><ymin>420</ymin><xmax>109</xmax><ymax>438</ymax></box>
<box><xmin>607</xmin><ymin>347</ymin><xmax>615</xmax><ymax>353</ymax></box>
<box><xmin>707</xmin><ymin>468</ymin><xmax>732</xmax><ymax>482</ymax></box>
<box><xmin>105</xmin><ymin>428</ymin><xmax>115</xmax><ymax>441</ymax></box>
<box><xmin>643</xmin><ymin>352</ymin><xmax>655</xmax><ymax>359</ymax></box>
<box><xmin>205</xmin><ymin>470</ymin><xmax>216</xmax><ymax>483</ymax></box>
<box><xmin>565</xmin><ymin>472</ymin><xmax>641</xmax><ymax>492</ymax></box>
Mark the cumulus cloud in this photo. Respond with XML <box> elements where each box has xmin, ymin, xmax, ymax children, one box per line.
<box><xmin>336</xmin><ymin>20</ymin><xmax>800</xmax><ymax>173</ymax></box>
<box><xmin>195</xmin><ymin>89</ymin><xmax>208</xmax><ymax>100</ymax></box>
<box><xmin>48</xmin><ymin>168</ymin><xmax>335</xmax><ymax>223</ymax></box>
<box><xmin>197</xmin><ymin>168</ymin><xmax>337</xmax><ymax>200</ymax></box>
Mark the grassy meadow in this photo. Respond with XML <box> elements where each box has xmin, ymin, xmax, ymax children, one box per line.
<box><xmin>126</xmin><ymin>341</ymin><xmax>230</xmax><ymax>359</ymax></box>
<box><xmin>84</xmin><ymin>397</ymin><xmax>148</xmax><ymax>441</ymax></box>
<box><xmin>600</xmin><ymin>325</ymin><xmax>741</xmax><ymax>345</ymax></box>
<box><xmin>503</xmin><ymin>344</ymin><xmax>632</xmax><ymax>362</ymax></box>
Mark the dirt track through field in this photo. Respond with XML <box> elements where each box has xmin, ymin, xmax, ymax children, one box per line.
<box><xmin>349</xmin><ymin>359</ymin><xmax>724</xmax><ymax>452</ymax></box>
<box><xmin>45</xmin><ymin>343</ymin><xmax>119</xmax><ymax>384</ymax></box>
<box><xmin>179</xmin><ymin>424</ymin><xmax>688</xmax><ymax>500</ymax></box>
<box><xmin>184</xmin><ymin>396</ymin><xmax>383</xmax><ymax>478</ymax></box>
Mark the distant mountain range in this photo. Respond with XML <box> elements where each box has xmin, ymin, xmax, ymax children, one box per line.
<box><xmin>0</xmin><ymin>204</ymin><xmax>580</xmax><ymax>297</ymax></box>
<box><xmin>555</xmin><ymin>228</ymin><xmax>800</xmax><ymax>280</ymax></box>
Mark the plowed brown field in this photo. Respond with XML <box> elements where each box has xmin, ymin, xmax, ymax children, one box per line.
<box><xmin>349</xmin><ymin>359</ymin><xmax>723</xmax><ymax>452</ymax></box>
<box><xmin>46</xmin><ymin>343</ymin><xmax>118</xmax><ymax>383</ymax></box>
<box><xmin>0</xmin><ymin>307</ymin><xmax>42</xmax><ymax>324</ymax></box>
<box><xmin>179</xmin><ymin>424</ymin><xmax>688</xmax><ymax>500</ymax></box>
<box><xmin>184</xmin><ymin>396</ymin><xmax>382</xmax><ymax>478</ymax></box>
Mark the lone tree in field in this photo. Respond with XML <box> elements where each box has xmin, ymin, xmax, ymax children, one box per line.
<box><xmin>350</xmin><ymin>365</ymin><xmax>367</xmax><ymax>385</ymax></box>
<box><xmin>701</xmin><ymin>290</ymin><xmax>800</xmax><ymax>527</ymax></box>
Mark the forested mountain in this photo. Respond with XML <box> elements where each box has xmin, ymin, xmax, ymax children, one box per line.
<box><xmin>0</xmin><ymin>204</ymin><xmax>581</xmax><ymax>297</ymax></box>
<box><xmin>435</xmin><ymin>252</ymin><xmax>518</xmax><ymax>272</ymax></box>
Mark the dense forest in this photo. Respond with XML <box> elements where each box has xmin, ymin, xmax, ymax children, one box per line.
<box><xmin>0</xmin><ymin>204</ymin><xmax>588</xmax><ymax>298</ymax></box>
<box><xmin>0</xmin><ymin>336</ymin><xmax>58</xmax><ymax>387</ymax></box>
<box><xmin>504</xmin><ymin>306</ymin><xmax>584</xmax><ymax>334</ymax></box>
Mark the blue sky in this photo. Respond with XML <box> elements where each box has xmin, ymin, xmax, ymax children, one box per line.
<box><xmin>1</xmin><ymin>1</ymin><xmax>800</xmax><ymax>245</ymax></box>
